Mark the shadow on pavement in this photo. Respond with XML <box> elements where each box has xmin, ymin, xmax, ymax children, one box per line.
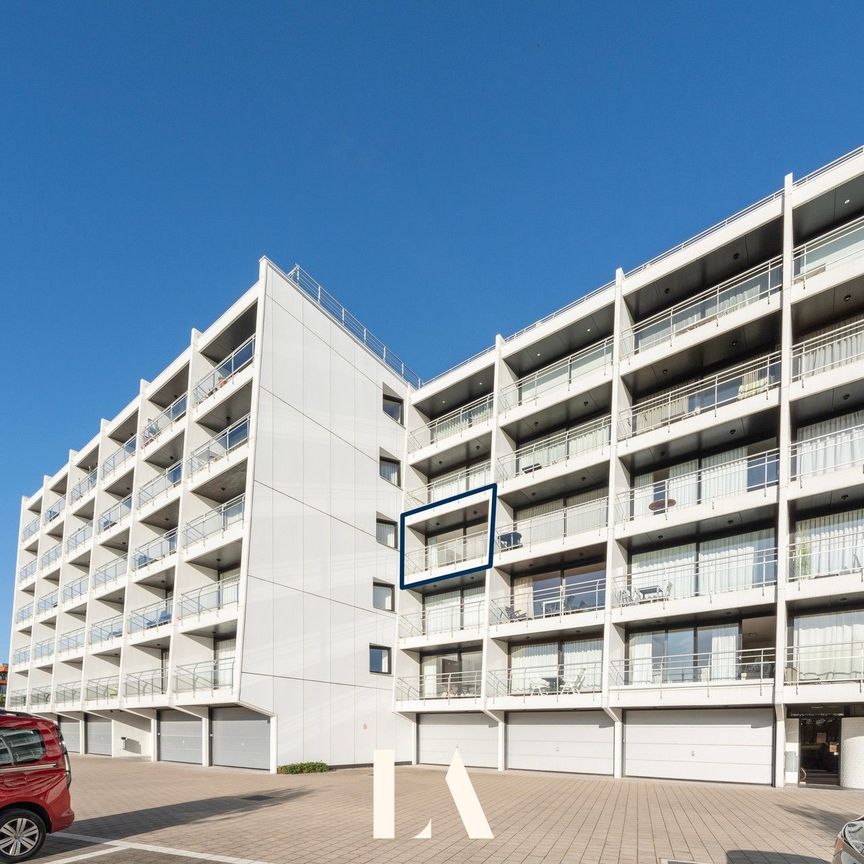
<box><xmin>728</xmin><ymin>853</ymin><xmax>830</xmax><ymax>864</ymax></box>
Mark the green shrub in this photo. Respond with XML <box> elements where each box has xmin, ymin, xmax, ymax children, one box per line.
<box><xmin>278</xmin><ymin>761</ymin><xmax>329</xmax><ymax>774</ymax></box>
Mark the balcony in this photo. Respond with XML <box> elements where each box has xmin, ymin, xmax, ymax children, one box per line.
<box><xmin>61</xmin><ymin>575</ymin><xmax>88</xmax><ymax>607</ymax></box>
<box><xmin>30</xmin><ymin>687</ymin><xmax>51</xmax><ymax>708</ymax></box>
<box><xmin>88</xmin><ymin>615</ymin><xmax>124</xmax><ymax>647</ymax></box>
<box><xmin>398</xmin><ymin>597</ymin><xmax>485</xmax><ymax>640</ymax></box>
<box><xmin>40</xmin><ymin>542</ymin><xmax>62</xmax><ymax>571</ymax></box>
<box><xmin>17</xmin><ymin>560</ymin><xmax>37</xmax><ymax>586</ymax></box>
<box><xmin>35</xmin><ymin>590</ymin><xmax>59</xmax><ymax>618</ymax></box>
<box><xmin>488</xmin><ymin>661</ymin><xmax>603</xmax><ymax>699</ymax></box>
<box><xmin>408</xmin><ymin>394</ymin><xmax>494</xmax><ymax>453</ymax></box>
<box><xmin>616</xmin><ymin>449</ymin><xmax>779</xmax><ymax>529</ymax></box>
<box><xmin>406</xmin><ymin>462</ymin><xmax>491</xmax><ymax>508</ymax></box>
<box><xmin>496</xmin><ymin>497</ymin><xmax>608</xmax><ymax>557</ymax></box>
<box><xmin>789</xmin><ymin>530</ymin><xmax>864</xmax><ymax>585</ymax></box>
<box><xmin>65</xmin><ymin>523</ymin><xmax>93</xmax><ymax>555</ymax></box>
<box><xmin>178</xmin><ymin>577</ymin><xmax>240</xmax><ymax>623</ymax></box>
<box><xmin>183</xmin><ymin>495</ymin><xmax>245</xmax><ymax>548</ymax></box>
<box><xmin>43</xmin><ymin>496</ymin><xmax>66</xmax><ymax>526</ymax></box>
<box><xmin>794</xmin><ymin>213</ymin><xmax>864</xmax><ymax>282</ymax></box>
<box><xmin>69</xmin><ymin>469</ymin><xmax>97</xmax><ymax>505</ymax></box>
<box><xmin>54</xmin><ymin>682</ymin><xmax>81</xmax><ymax>705</ymax></box>
<box><xmin>791</xmin><ymin>423</ymin><xmax>864</xmax><ymax>485</ymax></box>
<box><xmin>125</xmin><ymin>668</ymin><xmax>168</xmax><ymax>699</ymax></box>
<box><xmin>396</xmin><ymin>670</ymin><xmax>482</xmax><ymax>701</ymax></box>
<box><xmin>500</xmin><ymin>338</ymin><xmax>614</xmax><ymax>416</ymax></box>
<box><xmin>7</xmin><ymin>694</ymin><xmax>26</xmax><ymax>709</ymax></box>
<box><xmin>188</xmin><ymin>415</ymin><xmax>249</xmax><ymax>478</ymax></box>
<box><xmin>404</xmin><ymin>527</ymin><xmax>488</xmax><ymax>580</ymax></box>
<box><xmin>93</xmin><ymin>555</ymin><xmax>128</xmax><ymax>591</ymax></box>
<box><xmin>786</xmin><ymin>642</ymin><xmax>864</xmax><ymax>686</ymax></box>
<box><xmin>618</xmin><ymin>353</ymin><xmax>781</xmax><ymax>442</ymax></box>
<box><xmin>97</xmin><ymin>496</ymin><xmax>132</xmax><ymax>534</ymax></box>
<box><xmin>174</xmin><ymin>658</ymin><xmax>234</xmax><ymax>695</ymax></box>
<box><xmin>11</xmin><ymin>647</ymin><xmax>29</xmax><ymax>666</ymax></box>
<box><xmin>127</xmin><ymin>599</ymin><xmax>173</xmax><ymax>636</ymax></box>
<box><xmin>192</xmin><ymin>335</ymin><xmax>255</xmax><ymax>406</ymax></box>
<box><xmin>621</xmin><ymin>258</ymin><xmax>782</xmax><ymax>360</ymax></box>
<box><xmin>21</xmin><ymin>516</ymin><xmax>39</xmax><ymax>543</ymax></box>
<box><xmin>142</xmin><ymin>393</ymin><xmax>188</xmax><ymax>447</ymax></box>
<box><xmin>102</xmin><ymin>433</ymin><xmax>137</xmax><ymax>479</ymax></box>
<box><xmin>15</xmin><ymin>603</ymin><xmax>33</xmax><ymax>626</ymax></box>
<box><xmin>32</xmin><ymin>639</ymin><xmax>54</xmax><ymax>664</ymax></box>
<box><xmin>131</xmin><ymin>530</ymin><xmax>177</xmax><ymax>572</ymax></box>
<box><xmin>57</xmin><ymin>628</ymin><xmax>86</xmax><ymax>656</ymax></box>
<box><xmin>85</xmin><ymin>675</ymin><xmax>120</xmax><ymax>702</ymax></box>
<box><xmin>490</xmin><ymin>579</ymin><xmax>605</xmax><ymax>627</ymax></box>
<box><xmin>138</xmin><ymin>464</ymin><xmax>182</xmax><ymax>508</ymax></box>
<box><xmin>792</xmin><ymin>317</ymin><xmax>864</xmax><ymax>385</ymax></box>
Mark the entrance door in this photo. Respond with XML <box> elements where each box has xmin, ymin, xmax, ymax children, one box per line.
<box><xmin>799</xmin><ymin>716</ymin><xmax>841</xmax><ymax>785</ymax></box>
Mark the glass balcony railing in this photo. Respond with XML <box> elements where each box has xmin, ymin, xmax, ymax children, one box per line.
<box><xmin>188</xmin><ymin>415</ymin><xmax>250</xmax><ymax>477</ymax></box>
<box><xmin>500</xmin><ymin>337</ymin><xmax>614</xmax><ymax>412</ymax></box>
<box><xmin>54</xmin><ymin>683</ymin><xmax>81</xmax><ymax>704</ymax></box>
<box><xmin>789</xmin><ymin>529</ymin><xmax>864</xmax><ymax>582</ymax></box>
<box><xmin>97</xmin><ymin>496</ymin><xmax>132</xmax><ymax>533</ymax></box>
<box><xmin>192</xmin><ymin>335</ymin><xmax>256</xmax><ymax>405</ymax></box>
<box><xmin>40</xmin><ymin>542</ymin><xmax>62</xmax><ymax>571</ymax></box>
<box><xmin>35</xmin><ymin>590</ymin><xmax>59</xmax><ymax>617</ymax></box>
<box><xmin>11</xmin><ymin>647</ymin><xmax>29</xmax><ymax>666</ymax></box>
<box><xmin>398</xmin><ymin>597</ymin><xmax>485</xmax><ymax>638</ymax></box>
<box><xmin>17</xmin><ymin>560</ymin><xmax>37</xmax><ymax>585</ymax></box>
<box><xmin>794</xmin><ymin>214</ymin><xmax>864</xmax><ymax>280</ymax></box>
<box><xmin>497</xmin><ymin>417</ymin><xmax>611</xmax><ymax>482</ymax></box>
<box><xmin>69</xmin><ymin>468</ymin><xmax>97</xmax><ymax>505</ymax></box>
<box><xmin>61</xmin><ymin>575</ymin><xmax>88</xmax><ymax>605</ymax></box>
<box><xmin>621</xmin><ymin>258</ymin><xmax>782</xmax><ymax>359</ymax></box>
<box><xmin>786</xmin><ymin>642</ymin><xmax>864</xmax><ymax>684</ymax></box>
<box><xmin>131</xmin><ymin>530</ymin><xmax>177</xmax><ymax>571</ymax></box>
<box><xmin>57</xmin><ymin>628</ymin><xmax>86</xmax><ymax>655</ymax></box>
<box><xmin>43</xmin><ymin>496</ymin><xmax>66</xmax><ymax>526</ymax></box>
<box><xmin>619</xmin><ymin>352</ymin><xmax>781</xmax><ymax>440</ymax></box>
<box><xmin>497</xmin><ymin>497</ymin><xmax>608</xmax><ymax>555</ymax></box>
<box><xmin>490</xmin><ymin>579</ymin><xmax>606</xmax><ymax>625</ymax></box>
<box><xmin>178</xmin><ymin>576</ymin><xmax>240</xmax><ymax>620</ymax></box>
<box><xmin>792</xmin><ymin>317</ymin><xmax>864</xmax><ymax>382</ymax></box>
<box><xmin>408</xmin><ymin>394</ymin><xmax>494</xmax><ymax>452</ymax></box>
<box><xmin>616</xmin><ymin>449</ymin><xmax>779</xmax><ymax>523</ymax></box>
<box><xmin>30</xmin><ymin>687</ymin><xmax>51</xmax><ymax>707</ymax></box>
<box><xmin>615</xmin><ymin>548</ymin><xmax>778</xmax><ymax>606</ymax></box>
<box><xmin>141</xmin><ymin>393</ymin><xmax>188</xmax><ymax>447</ymax></box>
<box><xmin>174</xmin><ymin>657</ymin><xmax>234</xmax><ymax>693</ymax></box>
<box><xmin>612</xmin><ymin>647</ymin><xmax>775</xmax><ymax>686</ymax></box>
<box><xmin>86</xmin><ymin>675</ymin><xmax>120</xmax><ymax>701</ymax></box>
<box><xmin>125</xmin><ymin>668</ymin><xmax>168</xmax><ymax>698</ymax></box>
<box><xmin>102</xmin><ymin>433</ymin><xmax>137</xmax><ymax>479</ymax></box>
<box><xmin>138</xmin><ymin>463</ymin><xmax>182</xmax><ymax>507</ymax></box>
<box><xmin>183</xmin><ymin>495</ymin><xmax>245</xmax><ymax>546</ymax></box>
<box><xmin>127</xmin><ymin>599</ymin><xmax>173</xmax><ymax>634</ymax></box>
<box><xmin>21</xmin><ymin>516</ymin><xmax>39</xmax><ymax>542</ymax></box>
<box><xmin>88</xmin><ymin>615</ymin><xmax>124</xmax><ymax>646</ymax></box>
<box><xmin>396</xmin><ymin>670</ymin><xmax>483</xmax><ymax>700</ymax></box>
<box><xmin>33</xmin><ymin>639</ymin><xmax>54</xmax><ymax>662</ymax></box>
<box><xmin>15</xmin><ymin>603</ymin><xmax>33</xmax><ymax>625</ymax></box>
<box><xmin>65</xmin><ymin>522</ymin><xmax>93</xmax><ymax>554</ymax></box>
<box><xmin>406</xmin><ymin>462</ymin><xmax>491</xmax><ymax>508</ymax></box>
<box><xmin>92</xmin><ymin>555</ymin><xmax>128</xmax><ymax>590</ymax></box>
<box><xmin>403</xmin><ymin>527</ymin><xmax>489</xmax><ymax>576</ymax></box>
<box><xmin>488</xmin><ymin>661</ymin><xmax>603</xmax><ymax>696</ymax></box>
<box><xmin>791</xmin><ymin>423</ymin><xmax>864</xmax><ymax>480</ymax></box>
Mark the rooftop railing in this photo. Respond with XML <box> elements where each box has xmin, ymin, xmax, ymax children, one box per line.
<box><xmin>791</xmin><ymin>423</ymin><xmax>864</xmax><ymax>480</ymax></box>
<box><xmin>794</xmin><ymin>145</ymin><xmax>864</xmax><ymax>187</ymax></box>
<box><xmin>14</xmin><ymin>603</ymin><xmax>33</xmax><ymax>625</ymax></box>
<box><xmin>97</xmin><ymin>496</ymin><xmax>132</xmax><ymax>533</ymax></box>
<box><xmin>786</xmin><ymin>642</ymin><xmax>864</xmax><ymax>683</ymax></box>
<box><xmin>500</xmin><ymin>337</ymin><xmax>614</xmax><ymax>412</ymax></box>
<box><xmin>21</xmin><ymin>515</ymin><xmax>39</xmax><ymax>542</ymax></box>
<box><xmin>125</xmin><ymin>668</ymin><xmax>168</xmax><ymax>698</ymax></box>
<box><xmin>792</xmin><ymin>317</ymin><xmax>864</xmax><ymax>382</ymax></box>
<box><xmin>396</xmin><ymin>670</ymin><xmax>482</xmax><ymax>700</ymax></box>
<box><xmin>33</xmin><ymin>639</ymin><xmax>54</xmax><ymax>661</ymax></box>
<box><xmin>617</xmin><ymin>449</ymin><xmax>779</xmax><ymax>523</ymax></box>
<box><xmin>192</xmin><ymin>335</ymin><xmax>256</xmax><ymax>405</ymax></box>
<box><xmin>17</xmin><ymin>560</ymin><xmax>37</xmax><ymax>585</ymax></box>
<box><xmin>398</xmin><ymin>597</ymin><xmax>485</xmax><ymax>639</ymax></box>
<box><xmin>408</xmin><ymin>394</ymin><xmax>494</xmax><ymax>451</ymax></box>
<box><xmin>85</xmin><ymin>675</ymin><xmax>120</xmax><ymax>702</ymax></box>
<box><xmin>54</xmin><ymin>682</ymin><xmax>81</xmax><ymax>704</ymax></box>
<box><xmin>497</xmin><ymin>416</ymin><xmax>611</xmax><ymax>482</ymax></box>
<box><xmin>65</xmin><ymin>522</ymin><xmax>93</xmax><ymax>554</ymax></box>
<box><xmin>57</xmin><ymin>628</ymin><xmax>86</xmax><ymax>655</ymax></box>
<box><xmin>614</xmin><ymin>548</ymin><xmax>778</xmax><ymax>607</ymax></box>
<box><xmin>43</xmin><ymin>496</ymin><xmax>66</xmax><ymax>526</ymax></box>
<box><xmin>178</xmin><ymin>576</ymin><xmax>240</xmax><ymax>620</ymax></box>
<box><xmin>92</xmin><ymin>555</ymin><xmax>128</xmax><ymax>590</ymax></box>
<box><xmin>141</xmin><ymin>394</ymin><xmax>188</xmax><ymax>447</ymax></box>
<box><xmin>488</xmin><ymin>660</ymin><xmax>603</xmax><ymax>697</ymax></box>
<box><xmin>789</xmin><ymin>529</ymin><xmax>864</xmax><ymax>582</ymax></box>
<box><xmin>618</xmin><ymin>352</ymin><xmax>781</xmax><ymax>440</ymax></box>
<box><xmin>183</xmin><ymin>495</ymin><xmax>245</xmax><ymax>546</ymax></box>
<box><xmin>61</xmin><ymin>575</ymin><xmax>88</xmax><ymax>606</ymax></box>
<box><xmin>88</xmin><ymin>615</ymin><xmax>124</xmax><ymax>646</ymax></box>
<box><xmin>188</xmin><ymin>415</ymin><xmax>250</xmax><ymax>477</ymax></box>
<box><xmin>127</xmin><ymin>599</ymin><xmax>173</xmax><ymax>634</ymax></box>
<box><xmin>35</xmin><ymin>590</ymin><xmax>59</xmax><ymax>617</ymax></box>
<box><xmin>102</xmin><ymin>433</ymin><xmax>137</xmax><ymax>479</ymax></box>
<box><xmin>69</xmin><ymin>469</ymin><xmax>97</xmax><ymax>505</ymax></box>
<box><xmin>497</xmin><ymin>497</ymin><xmax>608</xmax><ymax>554</ymax></box>
<box><xmin>406</xmin><ymin>462</ymin><xmax>491</xmax><ymax>508</ymax></box>
<box><xmin>287</xmin><ymin>265</ymin><xmax>422</xmax><ymax>388</ymax></box>
<box><xmin>40</xmin><ymin>542</ymin><xmax>62</xmax><ymax>571</ymax></box>
<box><xmin>131</xmin><ymin>530</ymin><xmax>177</xmax><ymax>571</ymax></box>
<box><xmin>611</xmin><ymin>647</ymin><xmax>775</xmax><ymax>686</ymax></box>
<box><xmin>490</xmin><ymin>579</ymin><xmax>605</xmax><ymax>625</ymax></box>
<box><xmin>138</xmin><ymin>464</ymin><xmax>183</xmax><ymax>507</ymax></box>
<box><xmin>793</xmin><ymin>213</ymin><xmax>864</xmax><ymax>280</ymax></box>
<box><xmin>174</xmin><ymin>657</ymin><xmax>234</xmax><ymax>694</ymax></box>
<box><xmin>11</xmin><ymin>647</ymin><xmax>29</xmax><ymax>666</ymax></box>
<box><xmin>621</xmin><ymin>258</ymin><xmax>782</xmax><ymax>359</ymax></box>
<box><xmin>404</xmin><ymin>527</ymin><xmax>489</xmax><ymax>576</ymax></box>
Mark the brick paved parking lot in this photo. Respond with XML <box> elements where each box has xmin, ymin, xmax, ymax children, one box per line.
<box><xmin>34</xmin><ymin>755</ymin><xmax>864</xmax><ymax>864</ymax></box>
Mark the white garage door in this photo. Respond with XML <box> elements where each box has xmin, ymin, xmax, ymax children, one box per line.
<box><xmin>158</xmin><ymin>710</ymin><xmax>202</xmax><ymax>764</ymax></box>
<box><xmin>419</xmin><ymin>713</ymin><xmax>497</xmax><ymax>768</ymax></box>
<box><xmin>85</xmin><ymin>716</ymin><xmax>112</xmax><ymax>756</ymax></box>
<box><xmin>59</xmin><ymin>719</ymin><xmax>80</xmax><ymax>753</ymax></box>
<box><xmin>211</xmin><ymin>707</ymin><xmax>270</xmax><ymax>770</ymax></box>
<box><xmin>625</xmin><ymin>708</ymin><xmax>773</xmax><ymax>784</ymax></box>
<box><xmin>507</xmin><ymin>711</ymin><xmax>614</xmax><ymax>775</ymax></box>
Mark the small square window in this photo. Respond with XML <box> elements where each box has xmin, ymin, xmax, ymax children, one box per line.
<box><xmin>369</xmin><ymin>645</ymin><xmax>391</xmax><ymax>675</ymax></box>
<box><xmin>379</xmin><ymin>457</ymin><xmax>401</xmax><ymax>487</ymax></box>
<box><xmin>383</xmin><ymin>395</ymin><xmax>403</xmax><ymax>425</ymax></box>
<box><xmin>376</xmin><ymin>519</ymin><xmax>397</xmax><ymax>549</ymax></box>
<box><xmin>373</xmin><ymin>582</ymin><xmax>394</xmax><ymax>612</ymax></box>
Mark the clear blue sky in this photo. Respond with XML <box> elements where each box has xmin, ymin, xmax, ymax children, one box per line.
<box><xmin>1</xmin><ymin>1</ymin><xmax>862</xmax><ymax>658</ymax></box>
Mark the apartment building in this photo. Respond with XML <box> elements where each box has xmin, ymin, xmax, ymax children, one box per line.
<box><xmin>9</xmin><ymin>144</ymin><xmax>864</xmax><ymax>786</ymax></box>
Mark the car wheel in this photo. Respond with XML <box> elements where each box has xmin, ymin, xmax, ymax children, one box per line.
<box><xmin>0</xmin><ymin>810</ymin><xmax>46</xmax><ymax>862</ymax></box>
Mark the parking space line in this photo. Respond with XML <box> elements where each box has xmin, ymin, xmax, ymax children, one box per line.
<box><xmin>59</xmin><ymin>833</ymin><xmax>272</xmax><ymax>864</ymax></box>
<box><xmin>43</xmin><ymin>849</ymin><xmax>122</xmax><ymax>864</ymax></box>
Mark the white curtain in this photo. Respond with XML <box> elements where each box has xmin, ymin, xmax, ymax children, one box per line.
<box><xmin>796</xmin><ymin>410</ymin><xmax>864</xmax><ymax>478</ymax></box>
<box><xmin>700</xmin><ymin>447</ymin><xmax>748</xmax><ymax>500</ymax></box>
<box><xmin>632</xmin><ymin>458</ymin><xmax>698</xmax><ymax>518</ymax></box>
<box><xmin>627</xmin><ymin>632</ymin><xmax>654</xmax><ymax>684</ymax></box>
<box><xmin>707</xmin><ymin>625</ymin><xmax>738</xmax><ymax>681</ymax></box>
<box><xmin>462</xmin><ymin>585</ymin><xmax>485</xmax><ymax>630</ymax></box>
<box><xmin>795</xmin><ymin>314</ymin><xmax>864</xmax><ymax>378</ymax></box>
<box><xmin>793</xmin><ymin>508</ymin><xmax>864</xmax><ymax>580</ymax></box>
<box><xmin>510</xmin><ymin>642</ymin><xmax>558</xmax><ymax>694</ymax></box>
<box><xmin>421</xmin><ymin>655</ymin><xmax>440</xmax><ymax>697</ymax></box>
<box><xmin>567</xmin><ymin>418</ymin><xmax>610</xmax><ymax>459</ymax></box>
<box><xmin>793</xmin><ymin>610</ymin><xmax>864</xmax><ymax>680</ymax></box>
<box><xmin>699</xmin><ymin>529</ymin><xmax>775</xmax><ymax>593</ymax></box>
<box><xmin>799</xmin><ymin>223</ymin><xmax>864</xmax><ymax>277</ymax></box>
<box><xmin>631</xmin><ymin>543</ymin><xmax>697</xmax><ymax>600</ymax></box>
<box><xmin>512</xmin><ymin>575</ymin><xmax>533</xmax><ymax>617</ymax></box>
<box><xmin>424</xmin><ymin>590</ymin><xmax>461</xmax><ymax>635</ymax></box>
<box><xmin>563</xmin><ymin>638</ymin><xmax>603</xmax><ymax>690</ymax></box>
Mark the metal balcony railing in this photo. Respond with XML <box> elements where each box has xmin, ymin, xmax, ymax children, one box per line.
<box><xmin>21</xmin><ymin>516</ymin><xmax>39</xmax><ymax>542</ymax></box>
<box><xmin>125</xmin><ymin>668</ymin><xmax>168</xmax><ymax>698</ymax></box>
<box><xmin>188</xmin><ymin>415</ymin><xmax>250</xmax><ymax>477</ymax></box>
<box><xmin>40</xmin><ymin>542</ymin><xmax>62</xmax><ymax>571</ymax></box>
<box><xmin>57</xmin><ymin>628</ymin><xmax>86</xmax><ymax>654</ymax></box>
<box><xmin>794</xmin><ymin>213</ymin><xmax>864</xmax><ymax>280</ymax></box>
<box><xmin>92</xmin><ymin>555</ymin><xmax>128</xmax><ymax>590</ymax></box>
<box><xmin>183</xmin><ymin>495</ymin><xmax>245</xmax><ymax>545</ymax></box>
<box><xmin>138</xmin><ymin>464</ymin><xmax>182</xmax><ymax>507</ymax></box>
<box><xmin>7</xmin><ymin>694</ymin><xmax>26</xmax><ymax>709</ymax></box>
<box><xmin>789</xmin><ymin>529</ymin><xmax>864</xmax><ymax>582</ymax></box>
<box><xmin>618</xmin><ymin>352</ymin><xmax>781</xmax><ymax>440</ymax></box>
<box><xmin>30</xmin><ymin>687</ymin><xmax>51</xmax><ymax>707</ymax></box>
<box><xmin>621</xmin><ymin>258</ymin><xmax>782</xmax><ymax>359</ymax></box>
<box><xmin>178</xmin><ymin>576</ymin><xmax>240</xmax><ymax>620</ymax></box>
<box><xmin>490</xmin><ymin>580</ymin><xmax>606</xmax><ymax>625</ymax></box>
<box><xmin>54</xmin><ymin>683</ymin><xmax>81</xmax><ymax>704</ymax></box>
<box><xmin>193</xmin><ymin>335</ymin><xmax>256</xmax><ymax>405</ymax></box>
<box><xmin>33</xmin><ymin>639</ymin><xmax>54</xmax><ymax>661</ymax></box>
<box><xmin>614</xmin><ymin>548</ymin><xmax>778</xmax><ymax>606</ymax></box>
<box><xmin>174</xmin><ymin>657</ymin><xmax>234</xmax><ymax>693</ymax></box>
<box><xmin>408</xmin><ymin>394</ymin><xmax>494</xmax><ymax>452</ymax></box>
<box><xmin>43</xmin><ymin>496</ymin><xmax>66</xmax><ymax>525</ymax></box>
<box><xmin>88</xmin><ymin>615</ymin><xmax>124</xmax><ymax>646</ymax></box>
<box><xmin>406</xmin><ymin>462</ymin><xmax>491</xmax><ymax>508</ymax></box>
<box><xmin>65</xmin><ymin>522</ymin><xmax>93</xmax><ymax>554</ymax></box>
<box><xmin>497</xmin><ymin>498</ymin><xmax>608</xmax><ymax>554</ymax></box>
<box><xmin>97</xmin><ymin>496</ymin><xmax>132</xmax><ymax>533</ymax></box>
<box><xmin>792</xmin><ymin>317</ymin><xmax>864</xmax><ymax>382</ymax></box>
<box><xmin>131</xmin><ymin>530</ymin><xmax>177</xmax><ymax>571</ymax></box>
<box><xmin>488</xmin><ymin>661</ymin><xmax>603</xmax><ymax>697</ymax></box>
<box><xmin>86</xmin><ymin>675</ymin><xmax>120</xmax><ymax>701</ymax></box>
<box><xmin>102</xmin><ymin>433</ymin><xmax>137</xmax><ymax>479</ymax></box>
<box><xmin>786</xmin><ymin>642</ymin><xmax>864</xmax><ymax>684</ymax></box>
<box><xmin>616</xmin><ymin>449</ymin><xmax>779</xmax><ymax>523</ymax></box>
<box><xmin>17</xmin><ymin>560</ymin><xmax>37</xmax><ymax>585</ymax></box>
<box><xmin>791</xmin><ymin>424</ymin><xmax>864</xmax><ymax>480</ymax></box>
<box><xmin>15</xmin><ymin>603</ymin><xmax>33</xmax><ymax>625</ymax></box>
<box><xmin>398</xmin><ymin>598</ymin><xmax>485</xmax><ymax>638</ymax></box>
<box><xmin>35</xmin><ymin>591</ymin><xmax>59</xmax><ymax>617</ymax></box>
<box><xmin>500</xmin><ymin>337</ymin><xmax>614</xmax><ymax>412</ymax></box>
<box><xmin>611</xmin><ymin>647</ymin><xmax>775</xmax><ymax>686</ymax></box>
<box><xmin>141</xmin><ymin>393</ymin><xmax>188</xmax><ymax>447</ymax></box>
<box><xmin>497</xmin><ymin>417</ymin><xmax>611</xmax><ymax>482</ymax></box>
<box><xmin>69</xmin><ymin>468</ymin><xmax>97</xmax><ymax>505</ymax></box>
<box><xmin>61</xmin><ymin>575</ymin><xmax>88</xmax><ymax>605</ymax></box>
<box><xmin>127</xmin><ymin>599</ymin><xmax>173</xmax><ymax>634</ymax></box>
<box><xmin>396</xmin><ymin>670</ymin><xmax>482</xmax><ymax>700</ymax></box>
<box><xmin>11</xmin><ymin>647</ymin><xmax>29</xmax><ymax>666</ymax></box>
<box><xmin>403</xmin><ymin>527</ymin><xmax>489</xmax><ymax>576</ymax></box>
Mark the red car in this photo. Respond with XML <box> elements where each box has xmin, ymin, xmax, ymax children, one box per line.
<box><xmin>0</xmin><ymin>712</ymin><xmax>74</xmax><ymax>862</ymax></box>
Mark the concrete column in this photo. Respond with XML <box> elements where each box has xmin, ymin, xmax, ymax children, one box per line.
<box><xmin>841</xmin><ymin>718</ymin><xmax>864</xmax><ymax>788</ymax></box>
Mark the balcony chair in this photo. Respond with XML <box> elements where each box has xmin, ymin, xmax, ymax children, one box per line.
<box><xmin>559</xmin><ymin>671</ymin><xmax>585</xmax><ymax>695</ymax></box>
<box><xmin>528</xmin><ymin>679</ymin><xmax>551</xmax><ymax>696</ymax></box>
<box><xmin>503</xmin><ymin>605</ymin><xmax>528</xmax><ymax>622</ymax></box>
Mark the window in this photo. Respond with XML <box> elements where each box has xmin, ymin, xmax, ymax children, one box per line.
<box><xmin>379</xmin><ymin>457</ymin><xmax>401</xmax><ymax>487</ymax></box>
<box><xmin>383</xmin><ymin>395</ymin><xmax>403</xmax><ymax>425</ymax></box>
<box><xmin>376</xmin><ymin>519</ymin><xmax>397</xmax><ymax>549</ymax></box>
<box><xmin>369</xmin><ymin>645</ymin><xmax>391</xmax><ymax>674</ymax></box>
<box><xmin>0</xmin><ymin>728</ymin><xmax>45</xmax><ymax>766</ymax></box>
<box><xmin>373</xmin><ymin>582</ymin><xmax>394</xmax><ymax>611</ymax></box>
